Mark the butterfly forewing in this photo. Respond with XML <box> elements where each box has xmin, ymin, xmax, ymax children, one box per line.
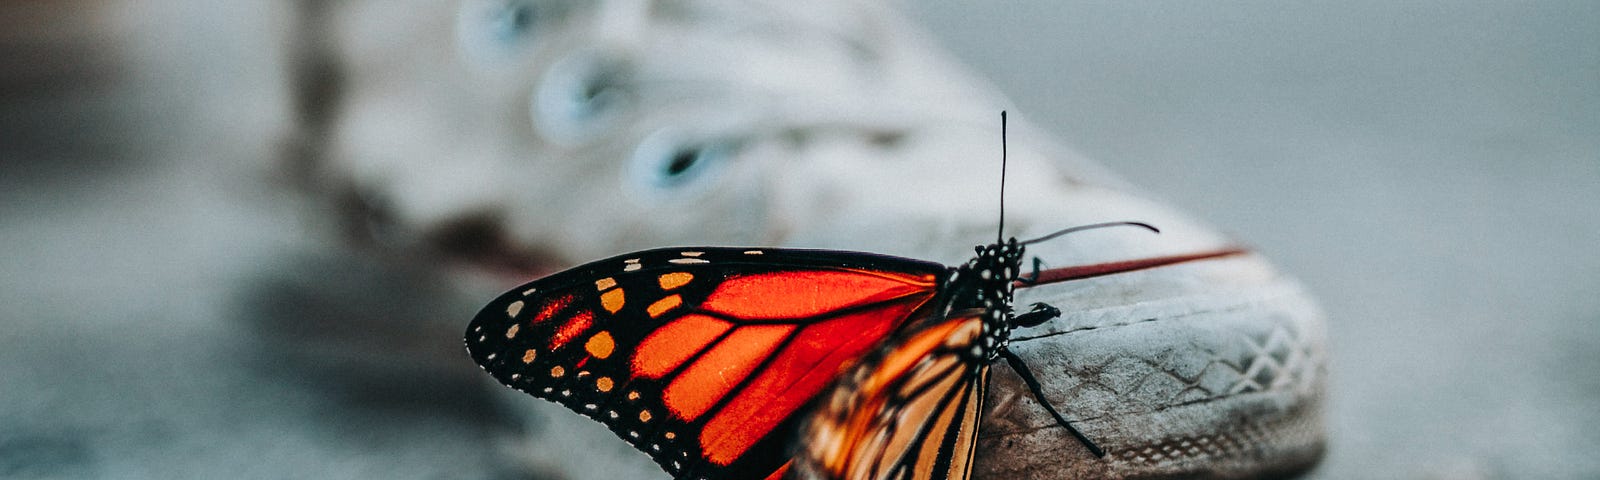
<box><xmin>465</xmin><ymin>247</ymin><xmax>949</xmax><ymax>479</ymax></box>
<box><xmin>795</xmin><ymin>313</ymin><xmax>991</xmax><ymax>480</ymax></box>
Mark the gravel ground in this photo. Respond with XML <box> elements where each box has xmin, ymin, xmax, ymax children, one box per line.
<box><xmin>3</xmin><ymin>2</ymin><xmax>1596</xmax><ymax>479</ymax></box>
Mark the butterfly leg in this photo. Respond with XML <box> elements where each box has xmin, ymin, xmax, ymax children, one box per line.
<box><xmin>998</xmin><ymin>349</ymin><xmax>1107</xmax><ymax>457</ymax></box>
<box><xmin>1011</xmin><ymin>302</ymin><xmax>1061</xmax><ymax>328</ymax></box>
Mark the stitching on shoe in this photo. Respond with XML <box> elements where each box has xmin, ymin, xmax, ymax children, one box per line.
<box><xmin>1012</xmin><ymin>282</ymin><xmax>1310</xmax><ymax>342</ymax></box>
<box><xmin>1015</xmin><ymin>316</ymin><xmax>1164</xmax><ymax>341</ymax></box>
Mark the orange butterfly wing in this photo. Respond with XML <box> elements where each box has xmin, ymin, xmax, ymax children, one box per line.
<box><xmin>793</xmin><ymin>313</ymin><xmax>990</xmax><ymax>480</ymax></box>
<box><xmin>465</xmin><ymin>247</ymin><xmax>948</xmax><ymax>479</ymax></box>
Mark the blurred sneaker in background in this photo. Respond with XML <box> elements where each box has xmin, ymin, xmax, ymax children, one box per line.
<box><xmin>270</xmin><ymin>1</ymin><xmax>1327</xmax><ymax>478</ymax></box>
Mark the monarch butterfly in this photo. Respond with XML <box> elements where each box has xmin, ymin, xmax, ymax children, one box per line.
<box><xmin>464</xmin><ymin>114</ymin><xmax>1245</xmax><ymax>480</ymax></box>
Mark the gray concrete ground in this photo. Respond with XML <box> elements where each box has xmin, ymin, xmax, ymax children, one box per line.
<box><xmin>3</xmin><ymin>2</ymin><xmax>1597</xmax><ymax>479</ymax></box>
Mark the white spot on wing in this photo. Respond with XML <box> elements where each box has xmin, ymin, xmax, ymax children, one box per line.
<box><xmin>743</xmin><ymin>250</ymin><xmax>763</xmax><ymax>255</ymax></box>
<box><xmin>680</xmin><ymin>251</ymin><xmax>704</xmax><ymax>257</ymax></box>
<box><xmin>624</xmin><ymin>264</ymin><xmax>642</xmax><ymax>271</ymax></box>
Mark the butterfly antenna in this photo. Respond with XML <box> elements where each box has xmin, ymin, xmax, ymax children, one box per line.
<box><xmin>1019</xmin><ymin>221</ymin><xmax>1160</xmax><ymax>246</ymax></box>
<box><xmin>998</xmin><ymin>111</ymin><xmax>1007</xmax><ymax>244</ymax></box>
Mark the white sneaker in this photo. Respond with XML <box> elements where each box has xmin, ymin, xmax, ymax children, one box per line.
<box><xmin>295</xmin><ymin>1</ymin><xmax>1328</xmax><ymax>477</ymax></box>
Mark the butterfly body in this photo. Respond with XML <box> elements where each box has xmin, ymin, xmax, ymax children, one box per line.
<box><xmin>936</xmin><ymin>240</ymin><xmax>1031</xmax><ymax>362</ymax></box>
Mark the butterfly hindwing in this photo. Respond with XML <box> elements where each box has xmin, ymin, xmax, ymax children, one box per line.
<box><xmin>795</xmin><ymin>313</ymin><xmax>991</xmax><ymax>480</ymax></box>
<box><xmin>465</xmin><ymin>247</ymin><xmax>949</xmax><ymax>479</ymax></box>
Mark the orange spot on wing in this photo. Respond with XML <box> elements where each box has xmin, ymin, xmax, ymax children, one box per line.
<box><xmin>549</xmin><ymin>310</ymin><xmax>594</xmax><ymax>351</ymax></box>
<box><xmin>699</xmin><ymin>301</ymin><xmax>919</xmax><ymax>466</ymax></box>
<box><xmin>596</xmin><ymin>377</ymin><xmax>614</xmax><ymax>392</ymax></box>
<box><xmin>647</xmin><ymin>295</ymin><xmax>682</xmax><ymax>318</ymax></box>
<box><xmin>586</xmin><ymin>331</ymin><xmax>616</xmax><ymax>359</ymax></box>
<box><xmin>633</xmin><ymin>314</ymin><xmax>734</xmax><ymax>379</ymax></box>
<box><xmin>701</xmin><ymin>269</ymin><xmax>936</xmax><ymax>320</ymax></box>
<box><xmin>521</xmin><ymin>349</ymin><xmax>537</xmax><ymax>364</ymax></box>
<box><xmin>663</xmin><ymin>324</ymin><xmax>795</xmax><ymax>422</ymax></box>
<box><xmin>596</xmin><ymin>277</ymin><xmax>617</xmax><ymax>290</ymax></box>
<box><xmin>601</xmin><ymin>289</ymin><xmax>626</xmax><ymax>313</ymax></box>
<box><xmin>658</xmin><ymin>272</ymin><xmax>694</xmax><ymax>290</ymax></box>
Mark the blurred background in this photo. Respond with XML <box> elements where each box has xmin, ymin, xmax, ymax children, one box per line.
<box><xmin>2</xmin><ymin>1</ymin><xmax>1595</xmax><ymax>479</ymax></box>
